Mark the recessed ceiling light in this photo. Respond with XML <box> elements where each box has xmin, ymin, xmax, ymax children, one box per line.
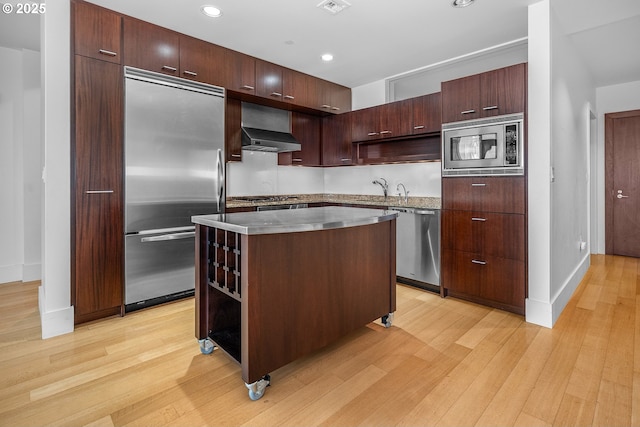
<box><xmin>201</xmin><ymin>5</ymin><xmax>222</xmax><ymax>18</ymax></box>
<box><xmin>452</xmin><ymin>0</ymin><xmax>475</xmax><ymax>7</ymax></box>
<box><xmin>321</xmin><ymin>53</ymin><xmax>334</xmax><ymax>62</ymax></box>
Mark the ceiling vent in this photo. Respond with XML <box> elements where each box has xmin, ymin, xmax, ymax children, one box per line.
<box><xmin>317</xmin><ymin>0</ymin><xmax>352</xmax><ymax>15</ymax></box>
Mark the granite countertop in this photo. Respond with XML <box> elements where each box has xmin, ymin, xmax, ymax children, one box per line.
<box><xmin>226</xmin><ymin>193</ymin><xmax>441</xmax><ymax>210</ymax></box>
<box><xmin>192</xmin><ymin>206</ymin><xmax>398</xmax><ymax>235</ymax></box>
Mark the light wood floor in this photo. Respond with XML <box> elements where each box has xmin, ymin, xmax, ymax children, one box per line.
<box><xmin>0</xmin><ymin>254</ymin><xmax>638</xmax><ymax>426</ymax></box>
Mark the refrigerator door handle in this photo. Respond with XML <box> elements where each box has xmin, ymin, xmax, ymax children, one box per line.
<box><xmin>216</xmin><ymin>148</ymin><xmax>224</xmax><ymax>212</ymax></box>
<box><xmin>140</xmin><ymin>231</ymin><xmax>195</xmax><ymax>243</ymax></box>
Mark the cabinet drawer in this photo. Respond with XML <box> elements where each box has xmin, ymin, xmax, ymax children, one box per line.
<box><xmin>442</xmin><ymin>249</ymin><xmax>525</xmax><ymax>310</ymax></box>
<box><xmin>442</xmin><ymin>210</ymin><xmax>525</xmax><ymax>261</ymax></box>
<box><xmin>442</xmin><ymin>176</ymin><xmax>525</xmax><ymax>214</ymax></box>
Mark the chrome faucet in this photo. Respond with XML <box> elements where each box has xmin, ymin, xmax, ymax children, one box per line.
<box><xmin>397</xmin><ymin>183</ymin><xmax>409</xmax><ymax>204</ymax></box>
<box><xmin>372</xmin><ymin>178</ymin><xmax>389</xmax><ymax>199</ymax></box>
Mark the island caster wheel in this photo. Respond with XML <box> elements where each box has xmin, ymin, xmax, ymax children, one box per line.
<box><xmin>198</xmin><ymin>338</ymin><xmax>215</xmax><ymax>355</ymax></box>
<box><xmin>246</xmin><ymin>374</ymin><xmax>271</xmax><ymax>401</ymax></box>
<box><xmin>381</xmin><ymin>313</ymin><xmax>394</xmax><ymax>328</ymax></box>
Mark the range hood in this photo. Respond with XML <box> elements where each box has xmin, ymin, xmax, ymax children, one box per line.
<box><xmin>241</xmin><ymin>127</ymin><xmax>301</xmax><ymax>152</ymax></box>
<box><xmin>241</xmin><ymin>102</ymin><xmax>301</xmax><ymax>153</ymax></box>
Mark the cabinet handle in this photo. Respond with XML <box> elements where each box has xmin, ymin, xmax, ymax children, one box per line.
<box><xmin>321</xmin><ymin>104</ymin><xmax>331</xmax><ymax>109</ymax></box>
<box><xmin>471</xmin><ymin>217</ymin><xmax>487</xmax><ymax>221</ymax></box>
<box><xmin>483</xmin><ymin>105</ymin><xmax>498</xmax><ymax>111</ymax></box>
<box><xmin>293</xmin><ymin>158</ymin><xmax>303</xmax><ymax>162</ymax></box>
<box><xmin>98</xmin><ymin>49</ymin><xmax>117</xmax><ymax>57</ymax></box>
<box><xmin>331</xmin><ymin>106</ymin><xmax>340</xmax><ymax>111</ymax></box>
<box><xmin>413</xmin><ymin>125</ymin><xmax>425</xmax><ymax>130</ymax></box>
<box><xmin>461</xmin><ymin>109</ymin><xmax>476</xmax><ymax>115</ymax></box>
<box><xmin>471</xmin><ymin>259</ymin><xmax>487</xmax><ymax>265</ymax></box>
<box><xmin>85</xmin><ymin>190</ymin><xmax>114</xmax><ymax>194</ymax></box>
<box><xmin>183</xmin><ymin>70</ymin><xmax>198</xmax><ymax>77</ymax></box>
<box><xmin>162</xmin><ymin>65</ymin><xmax>177</xmax><ymax>72</ymax></box>
<box><xmin>341</xmin><ymin>158</ymin><xmax>351</xmax><ymax>162</ymax></box>
<box><xmin>367</xmin><ymin>132</ymin><xmax>379</xmax><ymax>136</ymax></box>
<box><xmin>284</xmin><ymin>95</ymin><xmax>295</xmax><ymax>100</ymax></box>
<box><xmin>380</xmin><ymin>130</ymin><xmax>392</xmax><ymax>135</ymax></box>
<box><xmin>231</xmin><ymin>154</ymin><xmax>242</xmax><ymax>158</ymax></box>
<box><xmin>471</xmin><ymin>183</ymin><xmax>486</xmax><ymax>187</ymax></box>
<box><xmin>270</xmin><ymin>92</ymin><xmax>282</xmax><ymax>97</ymax></box>
<box><xmin>241</xmin><ymin>85</ymin><xmax>255</xmax><ymax>90</ymax></box>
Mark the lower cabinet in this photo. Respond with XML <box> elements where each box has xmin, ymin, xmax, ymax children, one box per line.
<box><xmin>441</xmin><ymin>176</ymin><xmax>526</xmax><ymax>315</ymax></box>
<box><xmin>441</xmin><ymin>250</ymin><xmax>525</xmax><ymax>314</ymax></box>
<box><xmin>72</xmin><ymin>55</ymin><xmax>124</xmax><ymax>323</ymax></box>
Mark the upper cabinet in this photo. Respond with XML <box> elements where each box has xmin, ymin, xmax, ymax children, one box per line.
<box><xmin>282</xmin><ymin>68</ymin><xmax>309</xmax><ymax>108</ymax></box>
<box><xmin>179</xmin><ymin>35</ymin><xmax>227</xmax><ymax>87</ymax></box>
<box><xmin>412</xmin><ymin>92</ymin><xmax>442</xmax><ymax>135</ymax></box>
<box><xmin>441</xmin><ymin>63</ymin><xmax>526</xmax><ymax>123</ymax></box>
<box><xmin>225</xmin><ymin>50</ymin><xmax>256</xmax><ymax>95</ymax></box>
<box><xmin>123</xmin><ymin>18</ymin><xmax>180</xmax><ymax>76</ymax></box>
<box><xmin>255</xmin><ymin>59</ymin><xmax>283</xmax><ymax>100</ymax></box>
<box><xmin>322</xmin><ymin>112</ymin><xmax>352</xmax><ymax>166</ymax></box>
<box><xmin>316</xmin><ymin>79</ymin><xmax>352</xmax><ymax>114</ymax></box>
<box><xmin>278</xmin><ymin>113</ymin><xmax>322</xmax><ymax>167</ymax></box>
<box><xmin>73</xmin><ymin>1</ymin><xmax>122</xmax><ymax>63</ymax></box>
<box><xmin>351</xmin><ymin>100</ymin><xmax>411</xmax><ymax>142</ymax></box>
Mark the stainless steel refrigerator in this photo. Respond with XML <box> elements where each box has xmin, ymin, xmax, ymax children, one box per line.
<box><xmin>124</xmin><ymin>67</ymin><xmax>225</xmax><ymax>312</ymax></box>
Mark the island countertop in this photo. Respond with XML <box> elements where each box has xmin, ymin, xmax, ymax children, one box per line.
<box><xmin>192</xmin><ymin>206</ymin><xmax>397</xmax><ymax>235</ymax></box>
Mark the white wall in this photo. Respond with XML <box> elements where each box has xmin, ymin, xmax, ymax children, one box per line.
<box><xmin>526</xmin><ymin>0</ymin><xmax>593</xmax><ymax>327</ymax></box>
<box><xmin>594</xmin><ymin>80</ymin><xmax>640</xmax><ymax>254</ymax></box>
<box><xmin>39</xmin><ymin>1</ymin><xmax>74</xmax><ymax>338</ymax></box>
<box><xmin>226</xmin><ymin>152</ymin><xmax>441</xmax><ymax>199</ymax></box>
<box><xmin>548</xmin><ymin>3</ymin><xmax>593</xmax><ymax>321</ymax></box>
<box><xmin>227</xmin><ymin>152</ymin><xmax>324</xmax><ymax>196</ymax></box>
<box><xmin>0</xmin><ymin>47</ymin><xmax>41</xmax><ymax>284</ymax></box>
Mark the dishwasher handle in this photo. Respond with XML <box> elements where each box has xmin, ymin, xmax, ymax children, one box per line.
<box><xmin>389</xmin><ymin>207</ymin><xmax>437</xmax><ymax>215</ymax></box>
<box><xmin>140</xmin><ymin>231</ymin><xmax>195</xmax><ymax>242</ymax></box>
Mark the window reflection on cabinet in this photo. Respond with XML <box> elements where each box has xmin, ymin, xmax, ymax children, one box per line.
<box><xmin>123</xmin><ymin>17</ymin><xmax>180</xmax><ymax>76</ymax></box>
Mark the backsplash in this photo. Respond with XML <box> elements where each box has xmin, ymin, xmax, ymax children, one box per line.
<box><xmin>226</xmin><ymin>151</ymin><xmax>441</xmax><ymax>198</ymax></box>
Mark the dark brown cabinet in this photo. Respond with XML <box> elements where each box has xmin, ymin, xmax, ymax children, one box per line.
<box><xmin>256</xmin><ymin>59</ymin><xmax>283</xmax><ymax>100</ymax></box>
<box><xmin>441</xmin><ymin>176</ymin><xmax>526</xmax><ymax>314</ymax></box>
<box><xmin>441</xmin><ymin>63</ymin><xmax>526</xmax><ymax>123</ymax></box>
<box><xmin>72</xmin><ymin>55</ymin><xmax>124</xmax><ymax>323</ymax></box>
<box><xmin>349</xmin><ymin>93</ymin><xmax>442</xmax><ymax>165</ymax></box>
<box><xmin>351</xmin><ymin>101</ymin><xmax>410</xmax><ymax>142</ymax></box>
<box><xmin>123</xmin><ymin>18</ymin><xmax>228</xmax><ymax>86</ymax></box>
<box><xmin>282</xmin><ymin>68</ymin><xmax>309</xmax><ymax>107</ymax></box>
<box><xmin>225</xmin><ymin>97</ymin><xmax>243</xmax><ymax>162</ymax></box>
<box><xmin>322</xmin><ymin>113</ymin><xmax>352</xmax><ymax>166</ymax></box>
<box><xmin>278</xmin><ymin>113</ymin><xmax>321</xmax><ymax>166</ymax></box>
<box><xmin>123</xmin><ymin>17</ymin><xmax>180</xmax><ymax>76</ymax></box>
<box><xmin>225</xmin><ymin>50</ymin><xmax>256</xmax><ymax>95</ymax></box>
<box><xmin>73</xmin><ymin>1</ymin><xmax>122</xmax><ymax>64</ymax></box>
<box><xmin>411</xmin><ymin>93</ymin><xmax>442</xmax><ymax>135</ymax></box>
<box><xmin>316</xmin><ymin>78</ymin><xmax>352</xmax><ymax>113</ymax></box>
<box><xmin>179</xmin><ymin>35</ymin><xmax>227</xmax><ymax>86</ymax></box>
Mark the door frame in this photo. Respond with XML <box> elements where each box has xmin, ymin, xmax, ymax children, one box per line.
<box><xmin>604</xmin><ymin>108</ymin><xmax>640</xmax><ymax>254</ymax></box>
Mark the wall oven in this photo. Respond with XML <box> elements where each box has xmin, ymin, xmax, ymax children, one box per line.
<box><xmin>442</xmin><ymin>113</ymin><xmax>524</xmax><ymax>176</ymax></box>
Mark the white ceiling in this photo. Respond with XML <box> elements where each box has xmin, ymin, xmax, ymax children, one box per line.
<box><xmin>1</xmin><ymin>0</ymin><xmax>639</xmax><ymax>88</ymax></box>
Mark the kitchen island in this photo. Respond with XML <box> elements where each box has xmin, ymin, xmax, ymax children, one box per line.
<box><xmin>192</xmin><ymin>206</ymin><xmax>397</xmax><ymax>400</ymax></box>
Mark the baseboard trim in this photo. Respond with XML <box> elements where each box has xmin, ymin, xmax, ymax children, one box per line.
<box><xmin>0</xmin><ymin>264</ymin><xmax>22</xmax><ymax>284</ymax></box>
<box><xmin>525</xmin><ymin>253</ymin><xmax>590</xmax><ymax>328</ymax></box>
<box><xmin>22</xmin><ymin>263</ymin><xmax>42</xmax><ymax>282</ymax></box>
<box><xmin>38</xmin><ymin>285</ymin><xmax>74</xmax><ymax>339</ymax></box>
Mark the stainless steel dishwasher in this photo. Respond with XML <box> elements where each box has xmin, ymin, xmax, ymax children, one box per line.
<box><xmin>389</xmin><ymin>207</ymin><xmax>440</xmax><ymax>291</ymax></box>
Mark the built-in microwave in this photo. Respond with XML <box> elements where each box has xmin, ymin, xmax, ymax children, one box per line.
<box><xmin>442</xmin><ymin>113</ymin><xmax>524</xmax><ymax>176</ymax></box>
